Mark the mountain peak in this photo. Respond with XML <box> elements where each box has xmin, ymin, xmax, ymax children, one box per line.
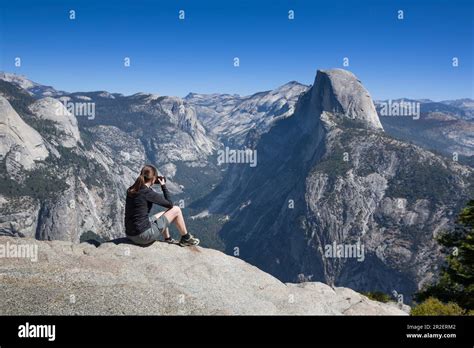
<box><xmin>0</xmin><ymin>71</ymin><xmax>65</xmax><ymax>97</ymax></box>
<box><xmin>272</xmin><ymin>80</ymin><xmax>308</xmax><ymax>96</ymax></box>
<box><xmin>311</xmin><ymin>69</ymin><xmax>383</xmax><ymax>130</ymax></box>
<box><xmin>0</xmin><ymin>72</ymin><xmax>35</xmax><ymax>89</ymax></box>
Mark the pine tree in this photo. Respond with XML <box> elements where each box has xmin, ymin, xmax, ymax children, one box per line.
<box><xmin>415</xmin><ymin>200</ymin><xmax>474</xmax><ymax>310</ymax></box>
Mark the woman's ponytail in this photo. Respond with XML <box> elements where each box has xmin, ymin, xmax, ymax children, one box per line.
<box><xmin>127</xmin><ymin>165</ymin><xmax>158</xmax><ymax>196</ymax></box>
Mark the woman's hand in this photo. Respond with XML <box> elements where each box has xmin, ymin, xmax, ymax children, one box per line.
<box><xmin>156</xmin><ymin>176</ymin><xmax>166</xmax><ymax>186</ymax></box>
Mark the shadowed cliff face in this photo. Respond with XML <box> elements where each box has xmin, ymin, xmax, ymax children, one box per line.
<box><xmin>206</xmin><ymin>69</ymin><xmax>473</xmax><ymax>302</ymax></box>
<box><xmin>0</xmin><ymin>236</ymin><xmax>408</xmax><ymax>315</ymax></box>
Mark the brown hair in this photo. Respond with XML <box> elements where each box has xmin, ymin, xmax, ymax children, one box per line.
<box><xmin>127</xmin><ymin>164</ymin><xmax>158</xmax><ymax>196</ymax></box>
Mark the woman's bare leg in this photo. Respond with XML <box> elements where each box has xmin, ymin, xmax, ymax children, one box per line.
<box><xmin>161</xmin><ymin>227</ymin><xmax>171</xmax><ymax>239</ymax></box>
<box><xmin>152</xmin><ymin>211</ymin><xmax>171</xmax><ymax>239</ymax></box>
<box><xmin>165</xmin><ymin>206</ymin><xmax>188</xmax><ymax>236</ymax></box>
<box><xmin>154</xmin><ymin>206</ymin><xmax>188</xmax><ymax>236</ymax></box>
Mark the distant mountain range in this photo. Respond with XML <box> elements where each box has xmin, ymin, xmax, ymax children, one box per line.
<box><xmin>0</xmin><ymin>70</ymin><xmax>472</xmax><ymax>303</ymax></box>
<box><xmin>374</xmin><ymin>98</ymin><xmax>474</xmax><ymax>158</ymax></box>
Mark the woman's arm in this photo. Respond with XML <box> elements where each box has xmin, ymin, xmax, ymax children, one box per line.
<box><xmin>145</xmin><ymin>185</ymin><xmax>173</xmax><ymax>209</ymax></box>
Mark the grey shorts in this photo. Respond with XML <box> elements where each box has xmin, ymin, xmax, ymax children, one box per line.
<box><xmin>128</xmin><ymin>214</ymin><xmax>170</xmax><ymax>245</ymax></box>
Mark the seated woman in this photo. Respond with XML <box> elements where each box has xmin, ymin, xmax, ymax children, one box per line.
<box><xmin>124</xmin><ymin>164</ymin><xmax>199</xmax><ymax>247</ymax></box>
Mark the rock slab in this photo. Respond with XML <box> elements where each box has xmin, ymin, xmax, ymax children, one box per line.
<box><xmin>0</xmin><ymin>237</ymin><xmax>408</xmax><ymax>315</ymax></box>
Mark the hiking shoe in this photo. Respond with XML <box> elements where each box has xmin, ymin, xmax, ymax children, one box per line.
<box><xmin>179</xmin><ymin>234</ymin><xmax>200</xmax><ymax>247</ymax></box>
<box><xmin>163</xmin><ymin>237</ymin><xmax>178</xmax><ymax>244</ymax></box>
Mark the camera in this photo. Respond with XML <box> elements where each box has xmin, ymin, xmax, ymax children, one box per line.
<box><xmin>154</xmin><ymin>175</ymin><xmax>166</xmax><ymax>184</ymax></box>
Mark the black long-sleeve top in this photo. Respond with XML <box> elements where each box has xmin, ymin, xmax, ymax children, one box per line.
<box><xmin>125</xmin><ymin>184</ymin><xmax>173</xmax><ymax>236</ymax></box>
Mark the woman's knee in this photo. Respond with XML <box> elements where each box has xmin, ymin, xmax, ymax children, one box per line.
<box><xmin>166</xmin><ymin>206</ymin><xmax>181</xmax><ymax>219</ymax></box>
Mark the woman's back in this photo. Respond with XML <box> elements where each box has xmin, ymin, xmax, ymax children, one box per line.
<box><xmin>125</xmin><ymin>185</ymin><xmax>173</xmax><ymax>236</ymax></box>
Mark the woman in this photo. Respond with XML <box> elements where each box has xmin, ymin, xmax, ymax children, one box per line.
<box><xmin>125</xmin><ymin>164</ymin><xmax>199</xmax><ymax>247</ymax></box>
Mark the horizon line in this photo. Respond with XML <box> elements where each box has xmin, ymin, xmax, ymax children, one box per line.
<box><xmin>1</xmin><ymin>70</ymin><xmax>472</xmax><ymax>103</ymax></box>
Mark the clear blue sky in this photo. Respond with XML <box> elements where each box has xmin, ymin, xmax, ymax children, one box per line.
<box><xmin>0</xmin><ymin>0</ymin><xmax>472</xmax><ymax>100</ymax></box>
